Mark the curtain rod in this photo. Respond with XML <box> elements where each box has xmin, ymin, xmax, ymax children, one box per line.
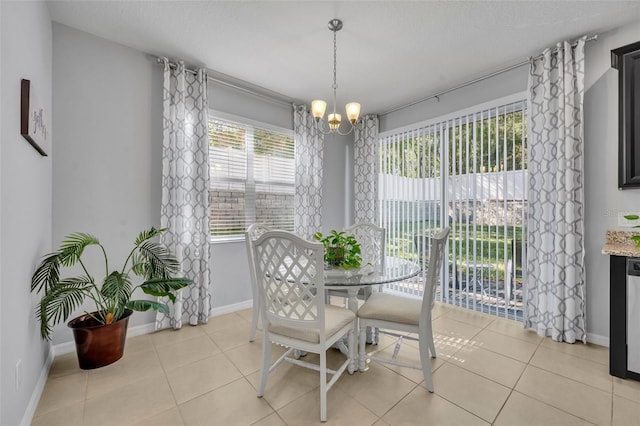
<box><xmin>158</xmin><ymin>33</ymin><xmax>597</xmax><ymax>115</ymax></box>
<box><xmin>156</xmin><ymin>57</ymin><xmax>293</xmax><ymax>108</ymax></box>
<box><xmin>381</xmin><ymin>34</ymin><xmax>598</xmax><ymax>116</ymax></box>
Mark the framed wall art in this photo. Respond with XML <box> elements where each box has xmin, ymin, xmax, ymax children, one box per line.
<box><xmin>20</xmin><ymin>79</ymin><xmax>48</xmax><ymax>156</ymax></box>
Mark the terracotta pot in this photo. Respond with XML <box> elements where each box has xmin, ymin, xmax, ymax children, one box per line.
<box><xmin>67</xmin><ymin>309</ymin><xmax>133</xmax><ymax>369</ymax></box>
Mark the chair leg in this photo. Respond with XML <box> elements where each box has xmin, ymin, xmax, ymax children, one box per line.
<box><xmin>426</xmin><ymin>321</ymin><xmax>436</xmax><ymax>358</ymax></box>
<box><xmin>320</xmin><ymin>350</ymin><xmax>327</xmax><ymax>422</ymax></box>
<box><xmin>257</xmin><ymin>333</ymin><xmax>272</xmax><ymax>397</ymax></box>
<box><xmin>418</xmin><ymin>332</ymin><xmax>434</xmax><ymax>392</ymax></box>
<box><xmin>249</xmin><ymin>307</ymin><xmax>259</xmax><ymax>342</ymax></box>
<box><xmin>358</xmin><ymin>322</ymin><xmax>368</xmax><ymax>371</ymax></box>
<box><xmin>348</xmin><ymin>326</ymin><xmax>356</xmax><ymax>374</ymax></box>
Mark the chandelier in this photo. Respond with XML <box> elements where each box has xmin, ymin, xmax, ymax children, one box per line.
<box><xmin>311</xmin><ymin>19</ymin><xmax>361</xmax><ymax>135</ymax></box>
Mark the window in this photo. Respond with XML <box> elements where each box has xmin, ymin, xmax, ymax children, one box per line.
<box><xmin>379</xmin><ymin>94</ymin><xmax>527</xmax><ymax>320</ymax></box>
<box><xmin>208</xmin><ymin>113</ymin><xmax>295</xmax><ymax>240</ymax></box>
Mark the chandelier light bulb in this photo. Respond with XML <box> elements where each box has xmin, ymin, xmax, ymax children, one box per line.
<box><xmin>311</xmin><ymin>100</ymin><xmax>327</xmax><ymax>119</ymax></box>
<box><xmin>345</xmin><ymin>102</ymin><xmax>361</xmax><ymax>124</ymax></box>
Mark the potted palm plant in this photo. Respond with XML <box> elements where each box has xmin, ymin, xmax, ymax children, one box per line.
<box><xmin>31</xmin><ymin>227</ymin><xmax>191</xmax><ymax>369</ymax></box>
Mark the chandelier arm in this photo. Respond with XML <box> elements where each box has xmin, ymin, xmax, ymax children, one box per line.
<box><xmin>335</xmin><ymin>123</ymin><xmax>355</xmax><ymax>136</ymax></box>
<box><xmin>312</xmin><ymin>118</ymin><xmax>355</xmax><ymax>136</ymax></box>
<box><xmin>313</xmin><ymin>119</ymin><xmax>333</xmax><ymax>136</ymax></box>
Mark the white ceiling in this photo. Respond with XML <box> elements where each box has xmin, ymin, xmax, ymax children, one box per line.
<box><xmin>46</xmin><ymin>1</ymin><xmax>640</xmax><ymax>115</ymax></box>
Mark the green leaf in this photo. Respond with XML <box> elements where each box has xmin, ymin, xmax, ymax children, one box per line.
<box><xmin>130</xmin><ymin>251</ymin><xmax>148</xmax><ymax>277</ymax></box>
<box><xmin>138</xmin><ymin>241</ymin><xmax>180</xmax><ymax>279</ymax></box>
<box><xmin>126</xmin><ymin>299</ymin><xmax>169</xmax><ymax>315</ymax></box>
<box><xmin>625</xmin><ymin>215</ymin><xmax>640</xmax><ymax>221</ymax></box>
<box><xmin>37</xmin><ymin>280</ymin><xmax>94</xmax><ymax>340</ymax></box>
<box><xmin>101</xmin><ymin>271</ymin><xmax>132</xmax><ymax>308</ymax></box>
<box><xmin>58</xmin><ymin>233</ymin><xmax>100</xmax><ymax>267</ymax></box>
<box><xmin>31</xmin><ymin>252</ymin><xmax>61</xmax><ymax>293</ymax></box>
<box><xmin>135</xmin><ymin>227</ymin><xmax>167</xmax><ymax>246</ymax></box>
<box><xmin>140</xmin><ymin>277</ymin><xmax>191</xmax><ymax>298</ymax></box>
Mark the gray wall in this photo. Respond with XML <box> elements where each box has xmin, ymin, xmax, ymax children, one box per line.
<box><xmin>583</xmin><ymin>20</ymin><xmax>640</xmax><ymax>339</ymax></box>
<box><xmin>52</xmin><ymin>23</ymin><xmax>164</xmax><ymax>345</ymax></box>
<box><xmin>1</xmin><ymin>2</ymin><xmax>52</xmax><ymax>425</ymax></box>
<box><xmin>323</xmin><ymin>132</ymin><xmax>351</xmax><ymax>233</ymax></box>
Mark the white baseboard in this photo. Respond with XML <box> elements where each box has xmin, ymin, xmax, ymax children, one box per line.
<box><xmin>21</xmin><ymin>344</ymin><xmax>54</xmax><ymax>426</ymax></box>
<box><xmin>587</xmin><ymin>332</ymin><xmax>609</xmax><ymax>347</ymax></box>
<box><xmin>210</xmin><ymin>299</ymin><xmax>253</xmax><ymax>317</ymax></box>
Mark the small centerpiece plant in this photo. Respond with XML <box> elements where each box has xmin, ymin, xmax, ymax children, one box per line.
<box><xmin>313</xmin><ymin>230</ymin><xmax>362</xmax><ymax>269</ymax></box>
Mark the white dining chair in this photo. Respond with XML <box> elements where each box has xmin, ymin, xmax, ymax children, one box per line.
<box><xmin>245</xmin><ymin>223</ymin><xmax>273</xmax><ymax>342</ymax></box>
<box><xmin>252</xmin><ymin>230</ymin><xmax>356</xmax><ymax>422</ymax></box>
<box><xmin>357</xmin><ymin>227</ymin><xmax>449</xmax><ymax>392</ymax></box>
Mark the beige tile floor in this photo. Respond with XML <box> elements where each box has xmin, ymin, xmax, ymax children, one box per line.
<box><xmin>32</xmin><ymin>303</ymin><xmax>640</xmax><ymax>426</ymax></box>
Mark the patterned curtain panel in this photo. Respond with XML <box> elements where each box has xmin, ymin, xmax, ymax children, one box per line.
<box><xmin>353</xmin><ymin>115</ymin><xmax>379</xmax><ymax>224</ymax></box>
<box><xmin>525</xmin><ymin>37</ymin><xmax>586</xmax><ymax>343</ymax></box>
<box><xmin>156</xmin><ymin>60</ymin><xmax>211</xmax><ymax>330</ymax></box>
<box><xmin>293</xmin><ymin>104</ymin><xmax>325</xmax><ymax>239</ymax></box>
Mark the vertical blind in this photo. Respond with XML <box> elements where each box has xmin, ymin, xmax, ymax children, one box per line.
<box><xmin>208</xmin><ymin>116</ymin><xmax>295</xmax><ymax>239</ymax></box>
<box><xmin>379</xmin><ymin>97</ymin><xmax>528</xmax><ymax>320</ymax></box>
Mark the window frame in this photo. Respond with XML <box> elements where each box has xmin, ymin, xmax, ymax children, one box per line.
<box><xmin>208</xmin><ymin>109</ymin><xmax>295</xmax><ymax>244</ymax></box>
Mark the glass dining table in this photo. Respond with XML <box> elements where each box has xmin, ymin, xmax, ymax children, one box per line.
<box><xmin>324</xmin><ymin>256</ymin><xmax>421</xmax><ymax>373</ymax></box>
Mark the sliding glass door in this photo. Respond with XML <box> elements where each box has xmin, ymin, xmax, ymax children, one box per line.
<box><xmin>379</xmin><ymin>96</ymin><xmax>527</xmax><ymax>320</ymax></box>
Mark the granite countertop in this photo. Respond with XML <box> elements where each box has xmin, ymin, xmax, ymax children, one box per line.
<box><xmin>602</xmin><ymin>230</ymin><xmax>640</xmax><ymax>257</ymax></box>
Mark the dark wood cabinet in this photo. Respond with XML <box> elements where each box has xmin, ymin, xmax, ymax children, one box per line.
<box><xmin>609</xmin><ymin>255</ymin><xmax>640</xmax><ymax>381</ymax></box>
<box><xmin>612</xmin><ymin>41</ymin><xmax>640</xmax><ymax>189</ymax></box>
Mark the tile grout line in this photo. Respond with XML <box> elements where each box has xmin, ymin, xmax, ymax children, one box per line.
<box><xmin>489</xmin><ymin>335</ymin><xmax>544</xmax><ymax>425</ymax></box>
<box><xmin>508</xmin><ymin>335</ymin><xmax>606</xmax><ymax>426</ymax></box>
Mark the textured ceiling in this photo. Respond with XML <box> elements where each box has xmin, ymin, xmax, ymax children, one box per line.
<box><xmin>46</xmin><ymin>1</ymin><xmax>640</xmax><ymax>115</ymax></box>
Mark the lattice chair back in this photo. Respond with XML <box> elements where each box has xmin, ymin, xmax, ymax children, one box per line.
<box><xmin>421</xmin><ymin>227</ymin><xmax>450</xmax><ymax>321</ymax></box>
<box><xmin>245</xmin><ymin>224</ymin><xmax>274</xmax><ymax>341</ymax></box>
<box><xmin>252</xmin><ymin>230</ymin><xmax>326</xmax><ymax>337</ymax></box>
<box><xmin>246</xmin><ymin>224</ymin><xmax>273</xmax><ymax>288</ymax></box>
<box><xmin>343</xmin><ymin>223</ymin><xmax>386</xmax><ymax>272</ymax></box>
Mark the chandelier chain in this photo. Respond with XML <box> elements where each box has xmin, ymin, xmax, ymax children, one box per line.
<box><xmin>332</xmin><ymin>29</ymin><xmax>337</xmax><ymax>91</ymax></box>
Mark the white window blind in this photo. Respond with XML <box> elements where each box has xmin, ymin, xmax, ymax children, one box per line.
<box><xmin>379</xmin><ymin>96</ymin><xmax>527</xmax><ymax>320</ymax></box>
<box><xmin>208</xmin><ymin>115</ymin><xmax>295</xmax><ymax>240</ymax></box>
